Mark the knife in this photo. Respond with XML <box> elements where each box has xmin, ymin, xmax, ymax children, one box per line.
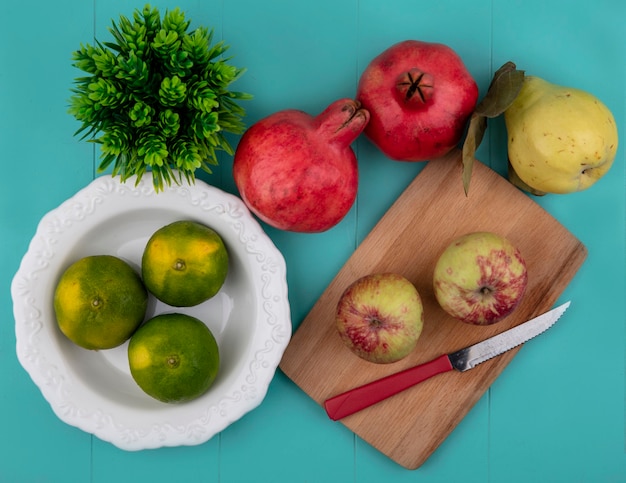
<box><xmin>324</xmin><ymin>301</ymin><xmax>571</xmax><ymax>421</ymax></box>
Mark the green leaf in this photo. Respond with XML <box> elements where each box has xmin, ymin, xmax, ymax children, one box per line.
<box><xmin>167</xmin><ymin>50</ymin><xmax>193</xmax><ymax>77</ymax></box>
<box><xmin>72</xmin><ymin>44</ymin><xmax>100</xmax><ymax>74</ymax></box>
<box><xmin>158</xmin><ymin>109</ymin><xmax>180</xmax><ymax>137</ymax></box>
<box><xmin>137</xmin><ymin>131</ymin><xmax>168</xmax><ymax>167</ymax></box>
<box><xmin>159</xmin><ymin>75</ymin><xmax>187</xmax><ymax>106</ymax></box>
<box><xmin>474</xmin><ymin>62</ymin><xmax>525</xmax><ymax>118</ymax></box>
<box><xmin>190</xmin><ymin>111</ymin><xmax>219</xmax><ymax>139</ymax></box>
<box><xmin>171</xmin><ymin>137</ymin><xmax>202</xmax><ymax>170</ymax></box>
<box><xmin>92</xmin><ymin>45</ymin><xmax>118</xmax><ymax>77</ymax></box>
<box><xmin>508</xmin><ymin>161</ymin><xmax>546</xmax><ymax>196</ymax></box>
<box><xmin>460</xmin><ymin>61</ymin><xmax>525</xmax><ymax>195</ymax></box>
<box><xmin>187</xmin><ymin>80</ymin><xmax>218</xmax><ymax>112</ymax></box>
<box><xmin>206</xmin><ymin>39</ymin><xmax>227</xmax><ymax>62</ymax></box>
<box><xmin>101</xmin><ymin>131</ymin><xmax>129</xmax><ymax>156</ymax></box>
<box><xmin>87</xmin><ymin>78</ymin><xmax>123</xmax><ymax>108</ymax></box>
<box><xmin>162</xmin><ymin>7</ymin><xmax>190</xmax><ymax>36</ymax></box>
<box><xmin>129</xmin><ymin>101</ymin><xmax>154</xmax><ymax>127</ymax></box>
<box><xmin>182</xmin><ymin>27</ymin><xmax>211</xmax><ymax>68</ymax></box>
<box><xmin>152</xmin><ymin>29</ymin><xmax>180</xmax><ymax>57</ymax></box>
<box><xmin>68</xmin><ymin>3</ymin><xmax>252</xmax><ymax>193</ymax></box>
<box><xmin>461</xmin><ymin>113</ymin><xmax>487</xmax><ymax>195</ymax></box>
<box><xmin>135</xmin><ymin>5</ymin><xmax>161</xmax><ymax>39</ymax></box>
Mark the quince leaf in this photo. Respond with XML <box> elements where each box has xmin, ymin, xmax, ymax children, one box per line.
<box><xmin>462</xmin><ymin>113</ymin><xmax>487</xmax><ymax>196</ymax></box>
<box><xmin>507</xmin><ymin>161</ymin><xmax>546</xmax><ymax>196</ymax></box>
<box><xmin>461</xmin><ymin>61</ymin><xmax>525</xmax><ymax>195</ymax></box>
<box><xmin>475</xmin><ymin>62</ymin><xmax>525</xmax><ymax>118</ymax></box>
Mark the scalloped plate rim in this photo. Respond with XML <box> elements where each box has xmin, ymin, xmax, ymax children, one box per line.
<box><xmin>11</xmin><ymin>173</ymin><xmax>291</xmax><ymax>451</ymax></box>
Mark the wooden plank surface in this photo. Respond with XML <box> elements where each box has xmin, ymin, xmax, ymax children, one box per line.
<box><xmin>279</xmin><ymin>148</ymin><xmax>587</xmax><ymax>469</ymax></box>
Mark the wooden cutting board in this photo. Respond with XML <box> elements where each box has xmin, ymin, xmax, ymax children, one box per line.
<box><xmin>278</xmin><ymin>148</ymin><xmax>587</xmax><ymax>470</ymax></box>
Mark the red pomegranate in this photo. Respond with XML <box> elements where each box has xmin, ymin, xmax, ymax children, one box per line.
<box><xmin>357</xmin><ymin>40</ymin><xmax>479</xmax><ymax>161</ymax></box>
<box><xmin>233</xmin><ymin>99</ymin><xmax>369</xmax><ymax>233</ymax></box>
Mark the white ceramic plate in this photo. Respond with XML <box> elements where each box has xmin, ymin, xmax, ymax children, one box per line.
<box><xmin>11</xmin><ymin>174</ymin><xmax>291</xmax><ymax>451</ymax></box>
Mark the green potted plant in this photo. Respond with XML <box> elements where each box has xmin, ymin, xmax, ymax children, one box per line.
<box><xmin>69</xmin><ymin>4</ymin><xmax>251</xmax><ymax>191</ymax></box>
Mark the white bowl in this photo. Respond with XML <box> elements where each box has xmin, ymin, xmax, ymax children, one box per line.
<box><xmin>11</xmin><ymin>173</ymin><xmax>291</xmax><ymax>451</ymax></box>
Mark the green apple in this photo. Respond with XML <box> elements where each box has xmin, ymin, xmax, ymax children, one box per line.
<box><xmin>335</xmin><ymin>273</ymin><xmax>424</xmax><ymax>364</ymax></box>
<box><xmin>433</xmin><ymin>232</ymin><xmax>528</xmax><ymax>325</ymax></box>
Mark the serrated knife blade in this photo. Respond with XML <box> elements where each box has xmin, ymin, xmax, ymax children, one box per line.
<box><xmin>324</xmin><ymin>301</ymin><xmax>571</xmax><ymax>421</ymax></box>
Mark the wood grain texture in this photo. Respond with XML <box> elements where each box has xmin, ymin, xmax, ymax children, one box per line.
<box><xmin>279</xmin><ymin>148</ymin><xmax>587</xmax><ymax>469</ymax></box>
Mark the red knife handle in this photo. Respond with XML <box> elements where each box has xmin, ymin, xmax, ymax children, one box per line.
<box><xmin>324</xmin><ymin>354</ymin><xmax>454</xmax><ymax>421</ymax></box>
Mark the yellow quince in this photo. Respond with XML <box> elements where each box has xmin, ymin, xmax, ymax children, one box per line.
<box><xmin>504</xmin><ymin>76</ymin><xmax>618</xmax><ymax>194</ymax></box>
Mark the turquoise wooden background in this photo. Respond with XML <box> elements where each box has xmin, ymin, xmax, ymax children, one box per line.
<box><xmin>2</xmin><ymin>0</ymin><xmax>625</xmax><ymax>481</ymax></box>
